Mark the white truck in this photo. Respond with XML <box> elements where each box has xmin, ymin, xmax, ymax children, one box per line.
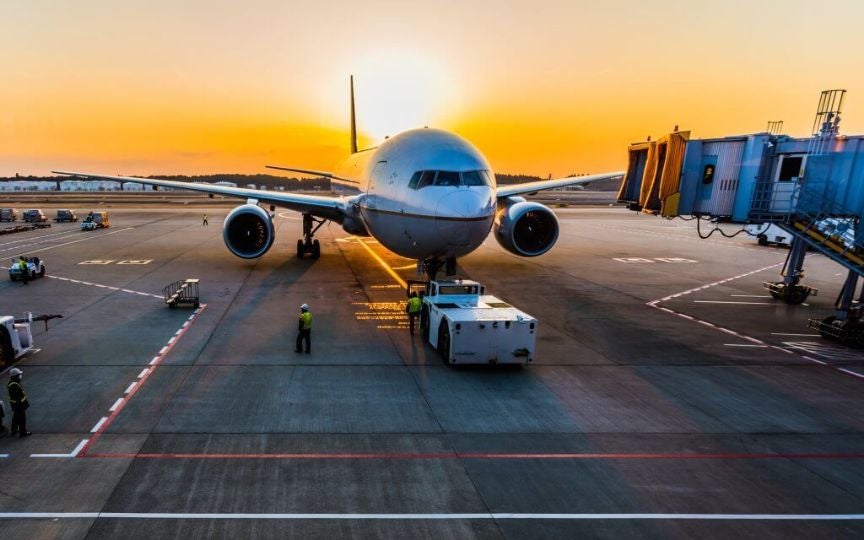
<box><xmin>415</xmin><ymin>279</ymin><xmax>537</xmax><ymax>365</ymax></box>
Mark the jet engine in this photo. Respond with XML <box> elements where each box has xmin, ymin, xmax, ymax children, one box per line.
<box><xmin>222</xmin><ymin>204</ymin><xmax>275</xmax><ymax>259</ymax></box>
<box><xmin>494</xmin><ymin>198</ymin><xmax>559</xmax><ymax>257</ymax></box>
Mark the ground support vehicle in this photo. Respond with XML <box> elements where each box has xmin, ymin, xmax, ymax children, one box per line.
<box><xmin>163</xmin><ymin>279</ymin><xmax>200</xmax><ymax>309</ymax></box>
<box><xmin>8</xmin><ymin>257</ymin><xmax>46</xmax><ymax>281</ymax></box>
<box><xmin>412</xmin><ymin>279</ymin><xmax>537</xmax><ymax>365</ymax></box>
<box><xmin>0</xmin><ymin>313</ymin><xmax>63</xmax><ymax>366</ymax></box>
<box><xmin>0</xmin><ymin>208</ymin><xmax>17</xmax><ymax>222</ymax></box>
<box><xmin>54</xmin><ymin>209</ymin><xmax>79</xmax><ymax>222</ymax></box>
<box><xmin>22</xmin><ymin>209</ymin><xmax>47</xmax><ymax>223</ymax></box>
<box><xmin>81</xmin><ymin>211</ymin><xmax>110</xmax><ymax>230</ymax></box>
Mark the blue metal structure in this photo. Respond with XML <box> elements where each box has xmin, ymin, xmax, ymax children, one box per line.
<box><xmin>618</xmin><ymin>90</ymin><xmax>864</xmax><ymax>345</ymax></box>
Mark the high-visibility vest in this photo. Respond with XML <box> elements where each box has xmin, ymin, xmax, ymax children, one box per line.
<box><xmin>18</xmin><ymin>260</ymin><xmax>26</xmax><ymax>271</ymax></box>
<box><xmin>299</xmin><ymin>311</ymin><xmax>312</xmax><ymax>330</ymax></box>
<box><xmin>7</xmin><ymin>381</ymin><xmax>26</xmax><ymax>404</ymax></box>
<box><xmin>408</xmin><ymin>296</ymin><xmax>422</xmax><ymax>313</ymax></box>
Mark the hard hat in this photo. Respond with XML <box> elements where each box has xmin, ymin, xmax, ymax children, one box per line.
<box><xmin>300</xmin><ymin>303</ymin><xmax>309</xmax><ymax>311</ymax></box>
<box><xmin>10</xmin><ymin>368</ymin><xmax>23</xmax><ymax>377</ymax></box>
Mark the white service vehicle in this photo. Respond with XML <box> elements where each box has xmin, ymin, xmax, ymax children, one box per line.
<box><xmin>746</xmin><ymin>223</ymin><xmax>792</xmax><ymax>246</ymax></box>
<box><xmin>417</xmin><ymin>279</ymin><xmax>537</xmax><ymax>365</ymax></box>
<box><xmin>8</xmin><ymin>256</ymin><xmax>46</xmax><ymax>281</ymax></box>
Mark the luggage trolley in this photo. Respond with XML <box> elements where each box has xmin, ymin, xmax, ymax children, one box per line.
<box><xmin>162</xmin><ymin>278</ymin><xmax>200</xmax><ymax>309</ymax></box>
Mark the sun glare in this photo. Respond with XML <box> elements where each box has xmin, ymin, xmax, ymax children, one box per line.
<box><xmin>349</xmin><ymin>51</ymin><xmax>460</xmax><ymax>143</ymax></box>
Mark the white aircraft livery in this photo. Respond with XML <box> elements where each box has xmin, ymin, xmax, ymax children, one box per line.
<box><xmin>55</xmin><ymin>77</ymin><xmax>623</xmax><ymax>278</ymax></box>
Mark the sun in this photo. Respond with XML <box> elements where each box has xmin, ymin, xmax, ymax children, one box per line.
<box><xmin>349</xmin><ymin>51</ymin><xmax>461</xmax><ymax>143</ymax></box>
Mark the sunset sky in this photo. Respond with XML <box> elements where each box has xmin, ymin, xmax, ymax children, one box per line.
<box><xmin>3</xmin><ymin>0</ymin><xmax>864</xmax><ymax>177</ymax></box>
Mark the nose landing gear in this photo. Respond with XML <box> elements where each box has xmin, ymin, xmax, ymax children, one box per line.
<box><xmin>421</xmin><ymin>256</ymin><xmax>458</xmax><ymax>280</ymax></box>
<box><xmin>297</xmin><ymin>213</ymin><xmax>326</xmax><ymax>259</ymax></box>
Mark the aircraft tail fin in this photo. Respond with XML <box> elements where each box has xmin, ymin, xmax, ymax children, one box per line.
<box><xmin>350</xmin><ymin>75</ymin><xmax>358</xmax><ymax>154</ymax></box>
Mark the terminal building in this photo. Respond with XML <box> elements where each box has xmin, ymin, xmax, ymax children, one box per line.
<box><xmin>618</xmin><ymin>90</ymin><xmax>864</xmax><ymax>346</ymax></box>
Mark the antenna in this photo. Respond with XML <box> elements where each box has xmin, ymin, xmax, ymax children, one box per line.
<box><xmin>350</xmin><ymin>75</ymin><xmax>358</xmax><ymax>154</ymax></box>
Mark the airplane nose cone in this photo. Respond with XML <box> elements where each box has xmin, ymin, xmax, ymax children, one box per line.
<box><xmin>435</xmin><ymin>189</ymin><xmax>486</xmax><ymax>220</ymax></box>
<box><xmin>435</xmin><ymin>189</ymin><xmax>494</xmax><ymax>253</ymax></box>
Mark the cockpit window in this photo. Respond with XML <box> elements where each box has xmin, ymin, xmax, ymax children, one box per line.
<box><xmin>434</xmin><ymin>171</ymin><xmax>460</xmax><ymax>186</ymax></box>
<box><xmin>461</xmin><ymin>171</ymin><xmax>484</xmax><ymax>186</ymax></box>
<box><xmin>417</xmin><ymin>171</ymin><xmax>436</xmax><ymax>189</ymax></box>
<box><xmin>409</xmin><ymin>170</ymin><xmax>493</xmax><ymax>189</ymax></box>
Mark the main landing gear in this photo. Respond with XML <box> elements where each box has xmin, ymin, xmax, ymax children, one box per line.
<box><xmin>808</xmin><ymin>269</ymin><xmax>864</xmax><ymax>348</ymax></box>
<box><xmin>297</xmin><ymin>213</ymin><xmax>325</xmax><ymax>259</ymax></box>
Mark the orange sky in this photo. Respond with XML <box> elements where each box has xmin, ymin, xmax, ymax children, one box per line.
<box><xmin>2</xmin><ymin>0</ymin><xmax>864</xmax><ymax>177</ymax></box>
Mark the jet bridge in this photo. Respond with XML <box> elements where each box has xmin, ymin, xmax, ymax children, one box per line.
<box><xmin>618</xmin><ymin>90</ymin><xmax>864</xmax><ymax>346</ymax></box>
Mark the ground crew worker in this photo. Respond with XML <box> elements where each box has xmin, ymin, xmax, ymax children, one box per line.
<box><xmin>18</xmin><ymin>256</ymin><xmax>29</xmax><ymax>285</ymax></box>
<box><xmin>295</xmin><ymin>304</ymin><xmax>312</xmax><ymax>354</ymax></box>
<box><xmin>202</xmin><ymin>213</ymin><xmax>208</xmax><ymax>226</ymax></box>
<box><xmin>7</xmin><ymin>368</ymin><xmax>31</xmax><ymax>437</ymax></box>
<box><xmin>0</xmin><ymin>399</ymin><xmax>7</xmax><ymax>437</ymax></box>
<box><xmin>406</xmin><ymin>291</ymin><xmax>422</xmax><ymax>335</ymax></box>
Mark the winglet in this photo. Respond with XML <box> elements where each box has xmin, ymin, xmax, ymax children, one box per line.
<box><xmin>350</xmin><ymin>75</ymin><xmax>358</xmax><ymax>154</ymax></box>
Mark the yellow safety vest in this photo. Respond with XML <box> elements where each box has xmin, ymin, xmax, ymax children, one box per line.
<box><xmin>18</xmin><ymin>260</ymin><xmax>26</xmax><ymax>271</ymax></box>
<box><xmin>299</xmin><ymin>311</ymin><xmax>312</xmax><ymax>330</ymax></box>
<box><xmin>408</xmin><ymin>296</ymin><xmax>422</xmax><ymax>313</ymax></box>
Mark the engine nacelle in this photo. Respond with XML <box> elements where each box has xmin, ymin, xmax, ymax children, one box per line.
<box><xmin>223</xmin><ymin>204</ymin><xmax>275</xmax><ymax>259</ymax></box>
<box><xmin>494</xmin><ymin>199</ymin><xmax>559</xmax><ymax>257</ymax></box>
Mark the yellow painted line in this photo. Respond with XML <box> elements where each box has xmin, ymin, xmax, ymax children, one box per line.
<box><xmin>355</xmin><ymin>237</ymin><xmax>407</xmax><ymax>289</ymax></box>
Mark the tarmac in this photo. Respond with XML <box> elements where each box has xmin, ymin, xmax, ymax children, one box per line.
<box><xmin>0</xmin><ymin>205</ymin><xmax>862</xmax><ymax>539</ymax></box>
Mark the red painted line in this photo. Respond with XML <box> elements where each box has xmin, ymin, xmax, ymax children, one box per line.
<box><xmin>77</xmin><ymin>305</ymin><xmax>207</xmax><ymax>457</ymax></box>
<box><xmin>81</xmin><ymin>451</ymin><xmax>864</xmax><ymax>460</ymax></box>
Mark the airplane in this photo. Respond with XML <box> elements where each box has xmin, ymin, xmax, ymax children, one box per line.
<box><xmin>55</xmin><ymin>77</ymin><xmax>623</xmax><ymax>279</ymax></box>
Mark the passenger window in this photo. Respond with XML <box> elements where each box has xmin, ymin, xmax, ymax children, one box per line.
<box><xmin>461</xmin><ymin>171</ymin><xmax>485</xmax><ymax>186</ymax></box>
<box><xmin>408</xmin><ymin>171</ymin><xmax>422</xmax><ymax>189</ymax></box>
<box><xmin>416</xmin><ymin>171</ymin><xmax>436</xmax><ymax>189</ymax></box>
<box><xmin>435</xmin><ymin>171</ymin><xmax>460</xmax><ymax>186</ymax></box>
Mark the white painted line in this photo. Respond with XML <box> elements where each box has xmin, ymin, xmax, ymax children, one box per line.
<box><xmin>124</xmin><ymin>382</ymin><xmax>137</xmax><ymax>395</ymax></box>
<box><xmin>149</xmin><ymin>357</ymin><xmax>159</xmax><ymax>365</ymax></box>
<box><xmin>158</xmin><ymin>347</ymin><xmax>168</xmax><ymax>355</ymax></box>
<box><xmin>30</xmin><ymin>454</ymin><xmax>75</xmax><ymax>458</ymax></box>
<box><xmin>109</xmin><ymin>398</ymin><xmax>124</xmax><ymax>412</ymax></box>
<box><xmin>724</xmin><ymin>344</ymin><xmax>769</xmax><ymax>348</ymax></box>
<box><xmin>70</xmin><ymin>439</ymin><xmax>88</xmax><ymax>457</ymax></box>
<box><xmin>90</xmin><ymin>417</ymin><xmax>108</xmax><ymax>433</ymax></box>
<box><xmin>731</xmin><ymin>294</ymin><xmax>773</xmax><ymax>298</ymax></box>
<box><xmin>771</xmin><ymin>333</ymin><xmax>821</xmax><ymax>337</ymax></box>
<box><xmin>18</xmin><ymin>227</ymin><xmax>135</xmax><ymax>255</ymax></box>
<box><xmin>801</xmin><ymin>355</ymin><xmax>827</xmax><ymax>365</ymax></box>
<box><xmin>167</xmin><ymin>337</ymin><xmax>175</xmax><ymax>345</ymax></box>
<box><xmin>0</xmin><ymin>454</ymin><xmax>9</xmax><ymax>458</ymax></box>
<box><xmin>771</xmin><ymin>346</ymin><xmax>794</xmax><ymax>354</ymax></box>
<box><xmin>837</xmin><ymin>368</ymin><xmax>864</xmax><ymax>379</ymax></box>
<box><xmin>0</xmin><ymin>512</ymin><xmax>862</xmax><ymax>521</ymax></box>
<box><xmin>138</xmin><ymin>368</ymin><xmax>150</xmax><ymax>379</ymax></box>
<box><xmin>693</xmin><ymin>301</ymin><xmax>775</xmax><ymax>305</ymax></box>
<box><xmin>716</xmin><ymin>327</ymin><xmax>739</xmax><ymax>336</ymax></box>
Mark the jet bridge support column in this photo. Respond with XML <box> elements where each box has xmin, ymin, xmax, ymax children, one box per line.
<box><xmin>763</xmin><ymin>236</ymin><xmax>817</xmax><ymax>305</ymax></box>
<box><xmin>808</xmin><ymin>269</ymin><xmax>864</xmax><ymax>347</ymax></box>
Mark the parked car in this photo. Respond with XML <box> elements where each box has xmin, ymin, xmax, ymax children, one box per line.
<box><xmin>22</xmin><ymin>209</ymin><xmax>47</xmax><ymax>223</ymax></box>
<box><xmin>54</xmin><ymin>209</ymin><xmax>78</xmax><ymax>223</ymax></box>
<box><xmin>0</xmin><ymin>208</ymin><xmax>18</xmax><ymax>222</ymax></box>
<box><xmin>8</xmin><ymin>257</ymin><xmax>46</xmax><ymax>281</ymax></box>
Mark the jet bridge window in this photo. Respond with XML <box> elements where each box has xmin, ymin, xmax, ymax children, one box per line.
<box><xmin>778</xmin><ymin>156</ymin><xmax>804</xmax><ymax>182</ymax></box>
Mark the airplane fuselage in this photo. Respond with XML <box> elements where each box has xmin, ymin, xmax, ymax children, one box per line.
<box><xmin>335</xmin><ymin>128</ymin><xmax>497</xmax><ymax>260</ymax></box>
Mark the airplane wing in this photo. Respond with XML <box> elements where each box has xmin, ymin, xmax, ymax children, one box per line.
<box><xmin>495</xmin><ymin>171</ymin><xmax>625</xmax><ymax>199</ymax></box>
<box><xmin>265</xmin><ymin>165</ymin><xmax>359</xmax><ymax>185</ymax></box>
<box><xmin>52</xmin><ymin>170</ymin><xmax>347</xmax><ymax>222</ymax></box>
